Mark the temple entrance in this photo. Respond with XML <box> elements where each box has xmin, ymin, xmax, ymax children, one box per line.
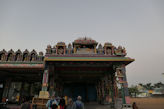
<box><xmin>63</xmin><ymin>83</ymin><xmax>97</xmax><ymax>102</ymax></box>
<box><xmin>46</xmin><ymin>61</ymin><xmax>116</xmax><ymax>103</ymax></box>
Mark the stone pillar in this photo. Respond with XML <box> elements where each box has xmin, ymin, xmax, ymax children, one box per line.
<box><xmin>121</xmin><ymin>65</ymin><xmax>130</xmax><ymax>104</ymax></box>
<box><xmin>41</xmin><ymin>69</ymin><xmax>49</xmax><ymax>91</ymax></box>
<box><xmin>116</xmin><ymin>65</ymin><xmax>130</xmax><ymax>104</ymax></box>
<box><xmin>39</xmin><ymin>63</ymin><xmax>49</xmax><ymax>98</ymax></box>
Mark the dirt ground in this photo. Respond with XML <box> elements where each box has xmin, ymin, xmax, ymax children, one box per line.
<box><xmin>85</xmin><ymin>102</ymin><xmax>111</xmax><ymax>109</ymax></box>
<box><xmin>5</xmin><ymin>98</ymin><xmax>164</xmax><ymax>109</ymax></box>
<box><xmin>130</xmin><ymin>97</ymin><xmax>164</xmax><ymax>109</ymax></box>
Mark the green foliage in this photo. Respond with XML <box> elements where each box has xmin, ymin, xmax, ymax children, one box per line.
<box><xmin>143</xmin><ymin>83</ymin><xmax>153</xmax><ymax>90</ymax></box>
<box><xmin>154</xmin><ymin>82</ymin><xmax>164</xmax><ymax>88</ymax></box>
<box><xmin>128</xmin><ymin>85</ymin><xmax>139</xmax><ymax>97</ymax></box>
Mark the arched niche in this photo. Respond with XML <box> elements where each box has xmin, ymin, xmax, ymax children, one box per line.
<box><xmin>15</xmin><ymin>49</ymin><xmax>22</xmax><ymax>61</ymax></box>
<box><xmin>7</xmin><ymin>49</ymin><xmax>15</xmax><ymax>61</ymax></box>
<box><xmin>23</xmin><ymin>49</ymin><xmax>29</xmax><ymax>61</ymax></box>
<box><xmin>30</xmin><ymin>49</ymin><xmax>37</xmax><ymax>61</ymax></box>
<box><xmin>104</xmin><ymin>43</ymin><xmax>114</xmax><ymax>55</ymax></box>
<box><xmin>0</xmin><ymin>49</ymin><xmax>7</xmax><ymax>61</ymax></box>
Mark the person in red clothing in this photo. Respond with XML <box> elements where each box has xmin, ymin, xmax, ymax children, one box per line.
<box><xmin>59</xmin><ymin>96</ymin><xmax>66</xmax><ymax>109</ymax></box>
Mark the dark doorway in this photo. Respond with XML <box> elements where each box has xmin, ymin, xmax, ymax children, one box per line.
<box><xmin>63</xmin><ymin>83</ymin><xmax>97</xmax><ymax>102</ymax></box>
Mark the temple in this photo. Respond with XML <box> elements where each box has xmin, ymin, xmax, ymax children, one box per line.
<box><xmin>0</xmin><ymin>37</ymin><xmax>134</xmax><ymax>106</ymax></box>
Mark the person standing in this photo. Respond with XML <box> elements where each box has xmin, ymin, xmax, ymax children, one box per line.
<box><xmin>46</xmin><ymin>95</ymin><xmax>58</xmax><ymax>109</ymax></box>
<box><xmin>132</xmin><ymin>102</ymin><xmax>138</xmax><ymax>109</ymax></box>
<box><xmin>66</xmin><ymin>98</ymin><xmax>76</xmax><ymax>109</ymax></box>
<box><xmin>75</xmin><ymin>96</ymin><xmax>84</xmax><ymax>109</ymax></box>
<box><xmin>59</xmin><ymin>96</ymin><xmax>66</xmax><ymax>109</ymax></box>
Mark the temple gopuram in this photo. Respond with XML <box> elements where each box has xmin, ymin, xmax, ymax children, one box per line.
<box><xmin>0</xmin><ymin>37</ymin><xmax>134</xmax><ymax>107</ymax></box>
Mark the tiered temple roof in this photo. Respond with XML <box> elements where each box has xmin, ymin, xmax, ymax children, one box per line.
<box><xmin>0</xmin><ymin>49</ymin><xmax>44</xmax><ymax>62</ymax></box>
<box><xmin>0</xmin><ymin>37</ymin><xmax>129</xmax><ymax>62</ymax></box>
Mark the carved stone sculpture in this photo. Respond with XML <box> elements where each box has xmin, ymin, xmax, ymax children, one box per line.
<box><xmin>106</xmin><ymin>48</ymin><xmax>112</xmax><ymax>55</ymax></box>
<box><xmin>31</xmin><ymin>54</ymin><xmax>36</xmax><ymax>61</ymax></box>
<box><xmin>16</xmin><ymin>53</ymin><xmax>22</xmax><ymax>61</ymax></box>
<box><xmin>67</xmin><ymin>43</ymin><xmax>72</xmax><ymax>54</ymax></box>
<box><xmin>1</xmin><ymin>53</ymin><xmax>6</xmax><ymax>61</ymax></box>
<box><xmin>38</xmin><ymin>52</ymin><xmax>44</xmax><ymax>61</ymax></box>
<box><xmin>58</xmin><ymin>47</ymin><xmax>64</xmax><ymax>54</ymax></box>
<box><xmin>23</xmin><ymin>54</ymin><xmax>29</xmax><ymax>61</ymax></box>
<box><xmin>46</xmin><ymin>45</ymin><xmax>52</xmax><ymax>54</ymax></box>
<box><xmin>8</xmin><ymin>54</ymin><xmax>13</xmax><ymax>61</ymax></box>
<box><xmin>98</xmin><ymin>44</ymin><xmax>103</xmax><ymax>54</ymax></box>
<box><xmin>114</xmin><ymin>46</ymin><xmax>126</xmax><ymax>56</ymax></box>
<box><xmin>52</xmin><ymin>46</ymin><xmax>56</xmax><ymax>54</ymax></box>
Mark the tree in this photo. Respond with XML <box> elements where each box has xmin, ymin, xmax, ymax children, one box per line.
<box><xmin>128</xmin><ymin>85</ymin><xmax>139</xmax><ymax>97</ymax></box>
<box><xmin>144</xmin><ymin>83</ymin><xmax>153</xmax><ymax>90</ymax></box>
<box><xmin>154</xmin><ymin>82</ymin><xmax>164</xmax><ymax>88</ymax></box>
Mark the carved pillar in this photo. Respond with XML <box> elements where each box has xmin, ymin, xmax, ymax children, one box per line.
<box><xmin>41</xmin><ymin>69</ymin><xmax>49</xmax><ymax>91</ymax></box>
<box><xmin>39</xmin><ymin>64</ymin><xmax>49</xmax><ymax>98</ymax></box>
<box><xmin>116</xmin><ymin>65</ymin><xmax>130</xmax><ymax>104</ymax></box>
<box><xmin>121</xmin><ymin>65</ymin><xmax>130</xmax><ymax>104</ymax></box>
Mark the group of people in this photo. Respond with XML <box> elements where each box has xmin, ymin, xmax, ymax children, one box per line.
<box><xmin>46</xmin><ymin>95</ymin><xmax>84</xmax><ymax>109</ymax></box>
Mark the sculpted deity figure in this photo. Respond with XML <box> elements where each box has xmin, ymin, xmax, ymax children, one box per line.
<box><xmin>67</xmin><ymin>43</ymin><xmax>72</xmax><ymax>54</ymax></box>
<box><xmin>52</xmin><ymin>46</ymin><xmax>56</xmax><ymax>54</ymax></box>
<box><xmin>31</xmin><ymin>54</ymin><xmax>35</xmax><ymax>61</ymax></box>
<box><xmin>106</xmin><ymin>48</ymin><xmax>112</xmax><ymax>55</ymax></box>
<box><xmin>24</xmin><ymin>54</ymin><xmax>28</xmax><ymax>61</ymax></box>
<box><xmin>58</xmin><ymin>47</ymin><xmax>64</xmax><ymax>54</ymax></box>
<box><xmin>114</xmin><ymin>46</ymin><xmax>124</xmax><ymax>55</ymax></box>
<box><xmin>122</xmin><ymin>47</ymin><xmax>127</xmax><ymax>56</ymax></box>
<box><xmin>46</xmin><ymin>45</ymin><xmax>52</xmax><ymax>54</ymax></box>
<box><xmin>16</xmin><ymin>54</ymin><xmax>21</xmax><ymax>61</ymax></box>
<box><xmin>117</xmin><ymin>46</ymin><xmax>122</xmax><ymax>54</ymax></box>
<box><xmin>98</xmin><ymin>44</ymin><xmax>103</xmax><ymax>54</ymax></box>
<box><xmin>1</xmin><ymin>54</ymin><xmax>6</xmax><ymax>61</ymax></box>
<box><xmin>8</xmin><ymin>54</ymin><xmax>13</xmax><ymax>61</ymax></box>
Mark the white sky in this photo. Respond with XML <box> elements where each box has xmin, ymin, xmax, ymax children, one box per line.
<box><xmin>0</xmin><ymin>0</ymin><xmax>164</xmax><ymax>86</ymax></box>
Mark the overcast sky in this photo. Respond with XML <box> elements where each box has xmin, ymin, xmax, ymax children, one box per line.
<box><xmin>0</xmin><ymin>0</ymin><xmax>164</xmax><ymax>86</ymax></box>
